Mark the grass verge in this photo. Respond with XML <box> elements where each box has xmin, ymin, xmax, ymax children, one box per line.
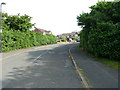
<box><xmin>79</xmin><ymin>47</ymin><xmax>120</xmax><ymax>71</ymax></box>
<box><xmin>94</xmin><ymin>57</ymin><xmax>119</xmax><ymax>71</ymax></box>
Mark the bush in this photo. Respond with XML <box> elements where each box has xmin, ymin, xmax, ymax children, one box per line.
<box><xmin>61</xmin><ymin>36</ymin><xmax>66</xmax><ymax>42</ymax></box>
<box><xmin>2</xmin><ymin>30</ymin><xmax>57</xmax><ymax>52</ymax></box>
<box><xmin>77</xmin><ymin>1</ymin><xmax>120</xmax><ymax>60</ymax></box>
<box><xmin>2</xmin><ymin>13</ymin><xmax>57</xmax><ymax>52</ymax></box>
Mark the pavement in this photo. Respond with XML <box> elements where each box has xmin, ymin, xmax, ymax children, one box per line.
<box><xmin>69</xmin><ymin>43</ymin><xmax>118</xmax><ymax>88</ymax></box>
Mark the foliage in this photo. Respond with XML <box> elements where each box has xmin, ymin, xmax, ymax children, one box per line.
<box><xmin>61</xmin><ymin>36</ymin><xmax>67</xmax><ymax>42</ymax></box>
<box><xmin>2</xmin><ymin>13</ymin><xmax>34</xmax><ymax>32</ymax></box>
<box><xmin>72</xmin><ymin>37</ymin><xmax>76</xmax><ymax>40</ymax></box>
<box><xmin>77</xmin><ymin>1</ymin><xmax>120</xmax><ymax>60</ymax></box>
<box><xmin>2</xmin><ymin>13</ymin><xmax>57</xmax><ymax>52</ymax></box>
<box><xmin>2</xmin><ymin>30</ymin><xmax>57</xmax><ymax>52</ymax></box>
<box><xmin>95</xmin><ymin>57</ymin><xmax>120</xmax><ymax>71</ymax></box>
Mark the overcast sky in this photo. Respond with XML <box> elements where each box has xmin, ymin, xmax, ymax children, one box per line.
<box><xmin>1</xmin><ymin>0</ymin><xmax>113</xmax><ymax>35</ymax></box>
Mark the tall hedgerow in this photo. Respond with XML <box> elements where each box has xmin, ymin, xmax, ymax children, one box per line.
<box><xmin>2</xmin><ymin>13</ymin><xmax>57</xmax><ymax>52</ymax></box>
<box><xmin>77</xmin><ymin>1</ymin><xmax>120</xmax><ymax>60</ymax></box>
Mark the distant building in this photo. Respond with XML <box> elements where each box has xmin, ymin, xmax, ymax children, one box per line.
<box><xmin>62</xmin><ymin>32</ymin><xmax>79</xmax><ymax>39</ymax></box>
<box><xmin>57</xmin><ymin>31</ymin><xmax>79</xmax><ymax>42</ymax></box>
<box><xmin>34</xmin><ymin>28</ymin><xmax>52</xmax><ymax>35</ymax></box>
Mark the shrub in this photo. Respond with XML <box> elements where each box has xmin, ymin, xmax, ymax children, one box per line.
<box><xmin>2</xmin><ymin>30</ymin><xmax>57</xmax><ymax>52</ymax></box>
<box><xmin>77</xmin><ymin>1</ymin><xmax>120</xmax><ymax>60</ymax></box>
<box><xmin>2</xmin><ymin>13</ymin><xmax>57</xmax><ymax>52</ymax></box>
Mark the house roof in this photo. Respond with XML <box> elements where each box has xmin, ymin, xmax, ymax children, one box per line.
<box><xmin>62</xmin><ymin>32</ymin><xmax>76</xmax><ymax>36</ymax></box>
<box><xmin>57</xmin><ymin>32</ymin><xmax>79</xmax><ymax>37</ymax></box>
<box><xmin>34</xmin><ymin>28</ymin><xmax>51</xmax><ymax>33</ymax></box>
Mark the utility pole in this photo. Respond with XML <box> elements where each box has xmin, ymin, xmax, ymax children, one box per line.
<box><xmin>0</xmin><ymin>2</ymin><xmax>6</xmax><ymax>32</ymax></box>
<box><xmin>0</xmin><ymin>2</ymin><xmax>6</xmax><ymax>53</ymax></box>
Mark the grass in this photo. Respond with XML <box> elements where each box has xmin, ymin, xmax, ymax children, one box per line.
<box><xmin>94</xmin><ymin>57</ymin><xmax>119</xmax><ymax>71</ymax></box>
<box><xmin>79</xmin><ymin>47</ymin><xmax>120</xmax><ymax>71</ymax></box>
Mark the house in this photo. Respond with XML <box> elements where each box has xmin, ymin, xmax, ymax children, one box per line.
<box><xmin>62</xmin><ymin>32</ymin><xmax>79</xmax><ymax>39</ymax></box>
<box><xmin>34</xmin><ymin>28</ymin><xmax>52</xmax><ymax>35</ymax></box>
<box><xmin>57</xmin><ymin>31</ymin><xmax>79</xmax><ymax>42</ymax></box>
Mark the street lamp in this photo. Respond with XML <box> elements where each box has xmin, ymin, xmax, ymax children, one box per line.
<box><xmin>0</xmin><ymin>2</ymin><xmax>6</xmax><ymax>32</ymax></box>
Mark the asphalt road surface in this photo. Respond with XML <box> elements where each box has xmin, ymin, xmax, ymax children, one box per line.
<box><xmin>0</xmin><ymin>43</ymin><xmax>119</xmax><ymax>89</ymax></box>
<box><xmin>1</xmin><ymin>43</ymin><xmax>82</xmax><ymax>88</ymax></box>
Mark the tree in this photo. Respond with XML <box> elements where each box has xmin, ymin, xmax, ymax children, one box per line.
<box><xmin>77</xmin><ymin>1</ymin><xmax>120</xmax><ymax>60</ymax></box>
<box><xmin>61</xmin><ymin>36</ymin><xmax>67</xmax><ymax>42</ymax></box>
<box><xmin>2</xmin><ymin>13</ymin><xmax>34</xmax><ymax>32</ymax></box>
<box><xmin>2</xmin><ymin>13</ymin><xmax>57</xmax><ymax>52</ymax></box>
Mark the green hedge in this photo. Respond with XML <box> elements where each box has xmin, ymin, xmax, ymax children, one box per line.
<box><xmin>77</xmin><ymin>1</ymin><xmax>120</xmax><ymax>60</ymax></box>
<box><xmin>1</xmin><ymin>13</ymin><xmax>57</xmax><ymax>52</ymax></box>
<box><xmin>2</xmin><ymin>30</ymin><xmax>57</xmax><ymax>52</ymax></box>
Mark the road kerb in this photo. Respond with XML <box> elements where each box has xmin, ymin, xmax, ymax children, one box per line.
<box><xmin>1</xmin><ymin>45</ymin><xmax>51</xmax><ymax>61</ymax></box>
<box><xmin>1</xmin><ymin>43</ymin><xmax>65</xmax><ymax>61</ymax></box>
<box><xmin>68</xmin><ymin>49</ymin><xmax>92</xmax><ymax>89</ymax></box>
<box><xmin>1</xmin><ymin>51</ymin><xmax>27</xmax><ymax>61</ymax></box>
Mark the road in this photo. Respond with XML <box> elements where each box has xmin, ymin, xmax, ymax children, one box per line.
<box><xmin>0</xmin><ymin>43</ymin><xmax>119</xmax><ymax>89</ymax></box>
<box><xmin>1</xmin><ymin>43</ymin><xmax>82</xmax><ymax>88</ymax></box>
